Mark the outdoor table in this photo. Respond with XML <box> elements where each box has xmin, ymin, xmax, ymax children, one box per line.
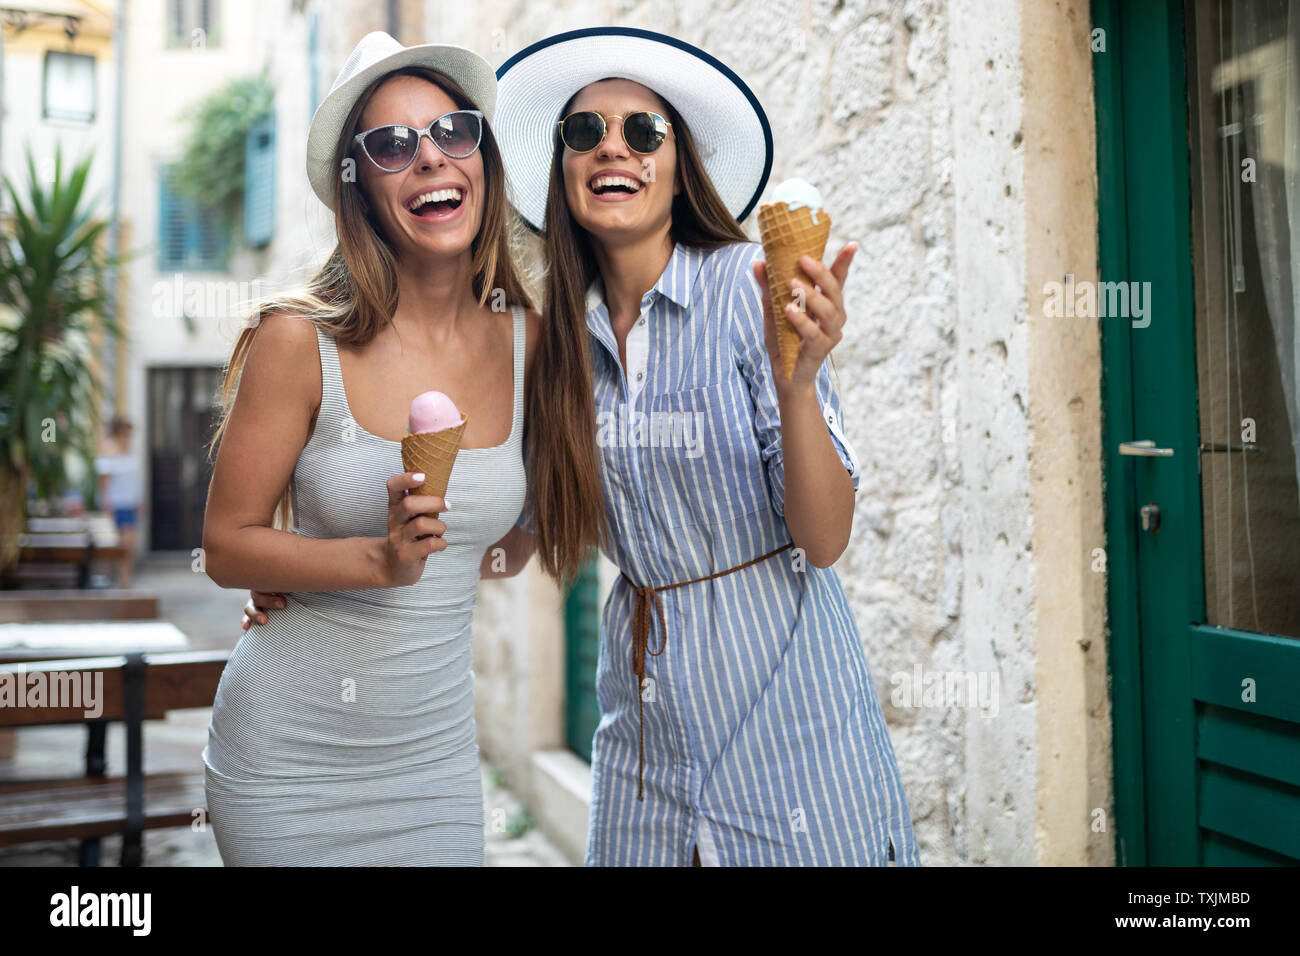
<box><xmin>0</xmin><ymin>620</ymin><xmax>193</xmax><ymax>864</ymax></box>
<box><xmin>0</xmin><ymin>620</ymin><xmax>189</xmax><ymax>663</ymax></box>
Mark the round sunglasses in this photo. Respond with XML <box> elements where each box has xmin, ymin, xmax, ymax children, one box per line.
<box><xmin>556</xmin><ymin>110</ymin><xmax>672</xmax><ymax>155</ymax></box>
<box><xmin>352</xmin><ymin>109</ymin><xmax>484</xmax><ymax>172</ymax></box>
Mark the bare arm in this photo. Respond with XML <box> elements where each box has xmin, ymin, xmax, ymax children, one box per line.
<box><xmin>479</xmin><ymin>524</ymin><xmax>537</xmax><ymax>579</ymax></box>
<box><xmin>752</xmin><ymin>247</ymin><xmax>858</xmax><ymax>568</ymax></box>
<box><xmin>202</xmin><ymin>312</ymin><xmax>445</xmax><ymax>592</ymax></box>
<box><xmin>243</xmin><ymin>495</ymin><xmax>529</xmax><ymax>630</ymax></box>
<box><xmin>775</xmin><ymin>384</ymin><xmax>855</xmax><ymax>567</ymax></box>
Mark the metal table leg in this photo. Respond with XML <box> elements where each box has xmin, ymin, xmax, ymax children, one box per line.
<box><xmin>78</xmin><ymin>722</ymin><xmax>107</xmax><ymax>866</ymax></box>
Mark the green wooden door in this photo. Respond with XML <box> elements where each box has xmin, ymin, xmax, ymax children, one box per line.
<box><xmin>564</xmin><ymin>554</ymin><xmax>602</xmax><ymax>761</ymax></box>
<box><xmin>1096</xmin><ymin>0</ymin><xmax>1300</xmax><ymax>865</ymax></box>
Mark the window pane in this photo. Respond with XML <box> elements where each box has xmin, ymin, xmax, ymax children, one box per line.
<box><xmin>43</xmin><ymin>52</ymin><xmax>95</xmax><ymax>123</ymax></box>
<box><xmin>1187</xmin><ymin>0</ymin><xmax>1300</xmax><ymax>638</ymax></box>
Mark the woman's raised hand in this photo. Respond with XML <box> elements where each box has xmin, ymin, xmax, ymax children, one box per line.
<box><xmin>383</xmin><ymin>471</ymin><xmax>448</xmax><ymax>587</ymax></box>
<box><xmin>752</xmin><ymin>242</ymin><xmax>858</xmax><ymax>392</ymax></box>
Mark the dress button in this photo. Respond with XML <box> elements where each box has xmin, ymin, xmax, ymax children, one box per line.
<box><xmin>638</xmin><ymin>316</ymin><xmax>646</xmax><ymax>326</ymax></box>
<box><xmin>636</xmin><ymin>371</ymin><xmax>644</xmax><ymax>380</ymax></box>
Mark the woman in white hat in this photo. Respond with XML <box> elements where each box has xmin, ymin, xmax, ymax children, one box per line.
<box><xmin>486</xmin><ymin>27</ymin><xmax>922</xmax><ymax>867</ymax></box>
<box><xmin>201</xmin><ymin>31</ymin><xmax>539</xmax><ymax>865</ymax></box>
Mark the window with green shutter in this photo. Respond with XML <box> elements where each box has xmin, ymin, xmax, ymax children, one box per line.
<box><xmin>158</xmin><ymin>165</ymin><xmax>229</xmax><ymax>271</ymax></box>
<box><xmin>243</xmin><ymin>112</ymin><xmax>275</xmax><ymax>247</ymax></box>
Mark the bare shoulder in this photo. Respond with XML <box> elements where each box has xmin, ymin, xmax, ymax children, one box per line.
<box><xmin>523</xmin><ymin>307</ymin><xmax>541</xmax><ymax>378</ymax></box>
<box><xmin>251</xmin><ymin>309</ymin><xmax>319</xmax><ymax>349</ymax></box>
<box><xmin>241</xmin><ymin>310</ymin><xmax>322</xmax><ymax>420</ymax></box>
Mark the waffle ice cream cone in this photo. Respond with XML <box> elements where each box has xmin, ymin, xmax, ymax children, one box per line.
<box><xmin>757</xmin><ymin>200</ymin><xmax>832</xmax><ymax>381</ymax></box>
<box><xmin>400</xmin><ymin>416</ymin><xmax>468</xmax><ymax>511</ymax></box>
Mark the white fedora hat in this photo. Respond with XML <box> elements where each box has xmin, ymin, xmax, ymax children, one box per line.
<box><xmin>306</xmin><ymin>31</ymin><xmax>498</xmax><ymax>210</ymax></box>
<box><xmin>494</xmin><ymin>27</ymin><xmax>773</xmax><ymax>232</ymax></box>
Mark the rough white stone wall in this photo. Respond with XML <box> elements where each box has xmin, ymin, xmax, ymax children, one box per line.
<box><xmin>946</xmin><ymin>0</ymin><xmax>1037</xmax><ymax>865</ymax></box>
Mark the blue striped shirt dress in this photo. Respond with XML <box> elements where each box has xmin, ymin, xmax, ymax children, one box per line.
<box><xmin>519</xmin><ymin>240</ymin><xmax>921</xmax><ymax>866</ymax></box>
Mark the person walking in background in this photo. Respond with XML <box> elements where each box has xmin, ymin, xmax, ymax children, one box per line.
<box><xmin>95</xmin><ymin>416</ymin><xmax>142</xmax><ymax>588</ymax></box>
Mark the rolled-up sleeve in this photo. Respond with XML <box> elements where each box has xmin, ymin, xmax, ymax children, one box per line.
<box><xmin>730</xmin><ymin>243</ymin><xmax>861</xmax><ymax>518</ymax></box>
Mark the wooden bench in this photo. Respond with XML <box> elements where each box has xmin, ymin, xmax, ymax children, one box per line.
<box><xmin>0</xmin><ymin>650</ymin><xmax>228</xmax><ymax>865</ymax></box>
<box><xmin>3</xmin><ymin>516</ymin><xmax>125</xmax><ymax>590</ymax></box>
<box><xmin>0</xmin><ymin>774</ymin><xmax>208</xmax><ymax>844</ymax></box>
<box><xmin>0</xmin><ymin>590</ymin><xmax>160</xmax><ymax>624</ymax></box>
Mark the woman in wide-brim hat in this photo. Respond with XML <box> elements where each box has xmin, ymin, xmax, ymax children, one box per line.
<box><xmin>202</xmin><ymin>31</ymin><xmax>540</xmax><ymax>865</ymax></box>
<box><xmin>493</xmin><ymin>27</ymin><xmax>922</xmax><ymax>867</ymax></box>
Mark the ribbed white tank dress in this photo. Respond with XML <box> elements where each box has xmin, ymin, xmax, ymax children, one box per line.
<box><xmin>202</xmin><ymin>305</ymin><xmax>527</xmax><ymax>866</ymax></box>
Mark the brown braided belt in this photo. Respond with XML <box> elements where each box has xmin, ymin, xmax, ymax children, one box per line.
<box><xmin>619</xmin><ymin>541</ymin><xmax>794</xmax><ymax>801</ymax></box>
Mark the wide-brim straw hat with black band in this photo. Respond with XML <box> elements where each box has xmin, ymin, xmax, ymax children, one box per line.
<box><xmin>306</xmin><ymin>31</ymin><xmax>498</xmax><ymax>211</ymax></box>
<box><xmin>493</xmin><ymin>26</ymin><xmax>773</xmax><ymax>232</ymax></box>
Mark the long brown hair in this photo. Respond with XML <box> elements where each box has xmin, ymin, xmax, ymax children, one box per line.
<box><xmin>207</xmin><ymin>67</ymin><xmax>534</xmax><ymax>531</ymax></box>
<box><xmin>528</xmin><ymin>86</ymin><xmax>748</xmax><ymax>587</ymax></box>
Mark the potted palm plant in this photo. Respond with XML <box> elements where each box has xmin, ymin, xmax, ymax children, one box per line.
<box><xmin>0</xmin><ymin>145</ymin><xmax>120</xmax><ymax>569</ymax></box>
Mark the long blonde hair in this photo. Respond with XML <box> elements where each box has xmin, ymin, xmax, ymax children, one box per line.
<box><xmin>207</xmin><ymin>67</ymin><xmax>535</xmax><ymax>530</ymax></box>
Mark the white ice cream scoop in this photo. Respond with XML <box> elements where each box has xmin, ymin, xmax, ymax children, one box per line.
<box><xmin>767</xmin><ymin>177</ymin><xmax>824</xmax><ymax>224</ymax></box>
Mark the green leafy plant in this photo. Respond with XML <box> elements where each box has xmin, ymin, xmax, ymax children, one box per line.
<box><xmin>505</xmin><ymin>806</ymin><xmax>536</xmax><ymax>839</ymax></box>
<box><xmin>0</xmin><ymin>145</ymin><xmax>121</xmax><ymax>567</ymax></box>
<box><xmin>170</xmin><ymin>72</ymin><xmax>274</xmax><ymax>223</ymax></box>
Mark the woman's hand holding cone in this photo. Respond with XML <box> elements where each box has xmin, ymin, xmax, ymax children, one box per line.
<box><xmin>751</xmin><ymin>242</ymin><xmax>857</xmax><ymax>394</ymax></box>
<box><xmin>383</xmin><ymin>471</ymin><xmax>448</xmax><ymax>587</ymax></box>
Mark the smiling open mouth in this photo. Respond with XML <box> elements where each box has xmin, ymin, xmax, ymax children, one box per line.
<box><xmin>589</xmin><ymin>174</ymin><xmax>643</xmax><ymax>196</ymax></box>
<box><xmin>406</xmin><ymin>187</ymin><xmax>465</xmax><ymax>218</ymax></box>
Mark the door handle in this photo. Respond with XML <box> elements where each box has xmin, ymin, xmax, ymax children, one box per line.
<box><xmin>1118</xmin><ymin>440</ymin><xmax>1174</xmax><ymax>458</ymax></box>
<box><xmin>1139</xmin><ymin>502</ymin><xmax>1161</xmax><ymax>533</ymax></box>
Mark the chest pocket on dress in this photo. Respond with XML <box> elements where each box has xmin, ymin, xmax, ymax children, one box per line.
<box><xmin>646</xmin><ymin>375</ymin><xmax>769</xmax><ymax>528</ymax></box>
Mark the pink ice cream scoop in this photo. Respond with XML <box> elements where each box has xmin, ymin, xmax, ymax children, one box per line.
<box><xmin>408</xmin><ymin>390</ymin><xmax>464</xmax><ymax>434</ymax></box>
